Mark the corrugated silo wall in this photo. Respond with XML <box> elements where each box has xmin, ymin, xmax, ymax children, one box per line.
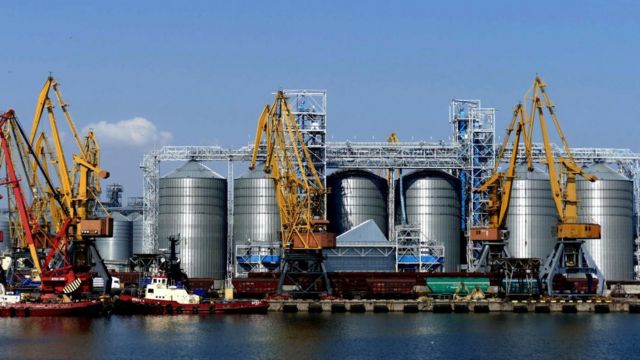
<box><xmin>398</xmin><ymin>170</ymin><xmax>462</xmax><ymax>272</ymax></box>
<box><xmin>158</xmin><ymin>176</ymin><xmax>227</xmax><ymax>279</ymax></box>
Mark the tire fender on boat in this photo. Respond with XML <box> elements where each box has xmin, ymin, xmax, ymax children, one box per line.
<box><xmin>209</xmin><ymin>306</ymin><xmax>215</xmax><ymax>314</ymax></box>
<box><xmin>166</xmin><ymin>304</ymin><xmax>173</xmax><ymax>314</ymax></box>
<box><xmin>176</xmin><ymin>307</ymin><xmax>183</xmax><ymax>314</ymax></box>
<box><xmin>8</xmin><ymin>308</ymin><xmax>16</xmax><ymax>317</ymax></box>
<box><xmin>23</xmin><ymin>308</ymin><xmax>30</xmax><ymax>317</ymax></box>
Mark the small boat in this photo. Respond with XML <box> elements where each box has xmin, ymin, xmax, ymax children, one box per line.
<box><xmin>0</xmin><ymin>283</ymin><xmax>106</xmax><ymax>317</ymax></box>
<box><xmin>114</xmin><ymin>274</ymin><xmax>269</xmax><ymax>315</ymax></box>
<box><xmin>0</xmin><ymin>300</ymin><xmax>104</xmax><ymax>317</ymax></box>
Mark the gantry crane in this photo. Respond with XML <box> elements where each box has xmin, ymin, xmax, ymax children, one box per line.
<box><xmin>250</xmin><ymin>91</ymin><xmax>336</xmax><ymax>296</ymax></box>
<box><xmin>0</xmin><ymin>110</ymin><xmax>112</xmax><ymax>296</ymax></box>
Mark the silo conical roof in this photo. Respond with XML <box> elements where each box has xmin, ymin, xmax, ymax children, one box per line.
<box><xmin>128</xmin><ymin>213</ymin><xmax>142</xmax><ymax>221</ymax></box>
<box><xmin>109</xmin><ymin>211</ymin><xmax>131</xmax><ymax>221</ymax></box>
<box><xmin>162</xmin><ymin>160</ymin><xmax>224</xmax><ymax>179</ymax></box>
<box><xmin>514</xmin><ymin>163</ymin><xmax>549</xmax><ymax>180</ymax></box>
<box><xmin>239</xmin><ymin>163</ymin><xmax>272</xmax><ymax>179</ymax></box>
<box><xmin>581</xmin><ymin>163</ymin><xmax>629</xmax><ymax>181</ymax></box>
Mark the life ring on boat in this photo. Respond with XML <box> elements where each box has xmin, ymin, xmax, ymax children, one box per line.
<box><xmin>8</xmin><ymin>307</ymin><xmax>16</xmax><ymax>317</ymax></box>
<box><xmin>192</xmin><ymin>307</ymin><xmax>199</xmax><ymax>314</ymax></box>
<box><xmin>176</xmin><ymin>307</ymin><xmax>183</xmax><ymax>314</ymax></box>
<box><xmin>166</xmin><ymin>304</ymin><xmax>173</xmax><ymax>314</ymax></box>
<box><xmin>23</xmin><ymin>308</ymin><xmax>31</xmax><ymax>317</ymax></box>
<box><xmin>209</xmin><ymin>306</ymin><xmax>216</xmax><ymax>314</ymax></box>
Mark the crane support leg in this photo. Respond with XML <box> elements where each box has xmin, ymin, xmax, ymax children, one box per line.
<box><xmin>89</xmin><ymin>242</ymin><xmax>112</xmax><ymax>295</ymax></box>
<box><xmin>471</xmin><ymin>241</ymin><xmax>511</xmax><ymax>272</ymax></box>
<box><xmin>277</xmin><ymin>250</ymin><xmax>332</xmax><ymax>298</ymax></box>
<box><xmin>540</xmin><ymin>240</ymin><xmax>605</xmax><ymax>296</ymax></box>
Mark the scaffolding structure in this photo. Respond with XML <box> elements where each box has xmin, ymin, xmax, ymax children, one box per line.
<box><xmin>284</xmin><ymin>90</ymin><xmax>327</xmax><ymax>184</ymax></box>
<box><xmin>394</xmin><ymin>224</ymin><xmax>445</xmax><ymax>272</ymax></box>
<box><xmin>449</xmin><ymin>100</ymin><xmax>496</xmax><ymax>265</ymax></box>
<box><xmin>140</xmin><ymin>94</ymin><xmax>640</xmax><ymax>279</ymax></box>
<box><xmin>450</xmin><ymin>100</ymin><xmax>496</xmax><ymax>229</ymax></box>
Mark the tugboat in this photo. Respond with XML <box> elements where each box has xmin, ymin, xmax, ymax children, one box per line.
<box><xmin>115</xmin><ymin>274</ymin><xmax>269</xmax><ymax>315</ymax></box>
<box><xmin>114</xmin><ymin>236</ymin><xmax>269</xmax><ymax>315</ymax></box>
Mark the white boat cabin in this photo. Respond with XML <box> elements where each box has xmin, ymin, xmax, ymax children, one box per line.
<box><xmin>145</xmin><ymin>276</ymin><xmax>200</xmax><ymax>305</ymax></box>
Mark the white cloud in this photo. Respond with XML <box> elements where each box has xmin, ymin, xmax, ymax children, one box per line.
<box><xmin>83</xmin><ymin>117</ymin><xmax>173</xmax><ymax>147</ymax></box>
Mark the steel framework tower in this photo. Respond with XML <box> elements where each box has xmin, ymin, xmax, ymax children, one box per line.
<box><xmin>395</xmin><ymin>225</ymin><xmax>445</xmax><ymax>272</ymax></box>
<box><xmin>449</xmin><ymin>100</ymin><xmax>496</xmax><ymax>264</ymax></box>
<box><xmin>284</xmin><ymin>90</ymin><xmax>328</xmax><ymax>214</ymax></box>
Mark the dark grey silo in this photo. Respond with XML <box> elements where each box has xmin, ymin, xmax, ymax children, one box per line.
<box><xmin>327</xmin><ymin>169</ymin><xmax>388</xmax><ymax>237</ymax></box>
<box><xmin>95</xmin><ymin>211</ymin><xmax>132</xmax><ymax>261</ymax></box>
<box><xmin>129</xmin><ymin>213</ymin><xmax>144</xmax><ymax>255</ymax></box>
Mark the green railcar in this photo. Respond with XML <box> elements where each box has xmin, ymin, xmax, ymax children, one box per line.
<box><xmin>425</xmin><ymin>277</ymin><xmax>490</xmax><ymax>295</ymax></box>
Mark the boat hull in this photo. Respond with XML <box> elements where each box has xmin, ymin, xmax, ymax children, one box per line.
<box><xmin>0</xmin><ymin>300</ymin><xmax>104</xmax><ymax>317</ymax></box>
<box><xmin>114</xmin><ymin>295</ymin><xmax>269</xmax><ymax>315</ymax></box>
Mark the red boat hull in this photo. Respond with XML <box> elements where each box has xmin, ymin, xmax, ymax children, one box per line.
<box><xmin>114</xmin><ymin>295</ymin><xmax>269</xmax><ymax>315</ymax></box>
<box><xmin>0</xmin><ymin>300</ymin><xmax>104</xmax><ymax>317</ymax></box>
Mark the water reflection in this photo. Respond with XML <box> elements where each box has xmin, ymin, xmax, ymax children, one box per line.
<box><xmin>0</xmin><ymin>313</ymin><xmax>636</xmax><ymax>360</ymax></box>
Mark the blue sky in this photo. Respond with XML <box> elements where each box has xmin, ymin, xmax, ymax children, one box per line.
<box><xmin>1</xmin><ymin>1</ymin><xmax>638</xmax><ymax>197</ymax></box>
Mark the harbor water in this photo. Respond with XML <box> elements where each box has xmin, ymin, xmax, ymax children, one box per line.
<box><xmin>1</xmin><ymin>313</ymin><xmax>638</xmax><ymax>359</ymax></box>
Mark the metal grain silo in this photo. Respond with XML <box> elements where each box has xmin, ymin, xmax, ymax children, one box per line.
<box><xmin>129</xmin><ymin>212</ymin><xmax>144</xmax><ymax>255</ymax></box>
<box><xmin>504</xmin><ymin>164</ymin><xmax>557</xmax><ymax>259</ymax></box>
<box><xmin>0</xmin><ymin>214</ymin><xmax>10</xmax><ymax>252</ymax></box>
<box><xmin>397</xmin><ymin>170</ymin><xmax>461</xmax><ymax>272</ymax></box>
<box><xmin>578</xmin><ymin>163</ymin><xmax>634</xmax><ymax>281</ymax></box>
<box><xmin>233</xmin><ymin>164</ymin><xmax>280</xmax><ymax>247</ymax></box>
<box><xmin>158</xmin><ymin>160</ymin><xmax>227</xmax><ymax>279</ymax></box>
<box><xmin>327</xmin><ymin>169</ymin><xmax>388</xmax><ymax>237</ymax></box>
<box><xmin>96</xmin><ymin>212</ymin><xmax>132</xmax><ymax>261</ymax></box>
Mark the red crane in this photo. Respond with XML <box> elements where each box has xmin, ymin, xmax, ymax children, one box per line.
<box><xmin>0</xmin><ymin>110</ymin><xmax>111</xmax><ymax>297</ymax></box>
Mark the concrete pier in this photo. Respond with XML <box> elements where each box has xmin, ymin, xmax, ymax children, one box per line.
<box><xmin>267</xmin><ymin>299</ymin><xmax>640</xmax><ymax>313</ymax></box>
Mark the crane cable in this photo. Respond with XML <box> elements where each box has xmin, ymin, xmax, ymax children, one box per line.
<box><xmin>8</xmin><ymin>115</ymin><xmax>70</xmax><ymax>217</ymax></box>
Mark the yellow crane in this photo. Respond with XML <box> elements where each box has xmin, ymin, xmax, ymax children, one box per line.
<box><xmin>527</xmin><ymin>76</ymin><xmax>603</xmax><ymax>295</ymax></box>
<box><xmin>467</xmin><ymin>104</ymin><xmax>530</xmax><ymax>271</ymax></box>
<box><xmin>250</xmin><ymin>91</ymin><xmax>335</xmax><ymax>296</ymax></box>
<box><xmin>29</xmin><ymin>76</ymin><xmax>110</xmax><ymax>233</ymax></box>
<box><xmin>471</xmin><ymin>76</ymin><xmax>603</xmax><ymax>294</ymax></box>
<box><xmin>470</xmin><ymin>103</ymin><xmax>529</xmax><ymax>242</ymax></box>
<box><xmin>525</xmin><ymin>77</ymin><xmax>599</xmax><ymax>240</ymax></box>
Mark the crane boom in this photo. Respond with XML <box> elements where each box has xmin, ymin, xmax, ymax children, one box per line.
<box><xmin>250</xmin><ymin>91</ymin><xmax>334</xmax><ymax>250</ymax></box>
<box><xmin>29</xmin><ymin>76</ymin><xmax>110</xmax><ymax>232</ymax></box>
<box><xmin>0</xmin><ymin>110</ymin><xmax>42</xmax><ymax>273</ymax></box>
<box><xmin>527</xmin><ymin>76</ymin><xmax>600</xmax><ymax>239</ymax></box>
<box><xmin>470</xmin><ymin>104</ymin><xmax>528</xmax><ymax>241</ymax></box>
